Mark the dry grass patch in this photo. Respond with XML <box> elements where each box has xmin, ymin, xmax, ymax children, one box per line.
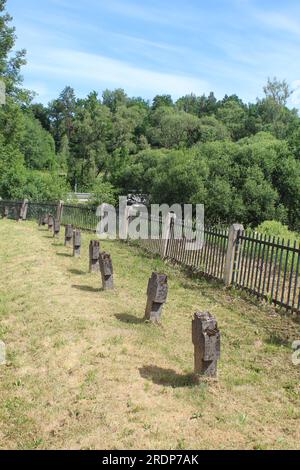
<box><xmin>0</xmin><ymin>219</ymin><xmax>299</xmax><ymax>450</ymax></box>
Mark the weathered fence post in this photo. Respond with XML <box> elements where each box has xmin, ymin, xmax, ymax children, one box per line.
<box><xmin>163</xmin><ymin>212</ymin><xmax>176</xmax><ymax>259</ymax></box>
<box><xmin>224</xmin><ymin>223</ymin><xmax>244</xmax><ymax>286</ymax></box>
<box><xmin>56</xmin><ymin>200</ymin><xmax>64</xmax><ymax>223</ymax></box>
<box><xmin>53</xmin><ymin>219</ymin><xmax>60</xmax><ymax>238</ymax></box>
<box><xmin>2</xmin><ymin>206</ymin><xmax>9</xmax><ymax>219</ymax></box>
<box><xmin>48</xmin><ymin>214</ymin><xmax>54</xmax><ymax>231</ymax></box>
<box><xmin>99</xmin><ymin>252</ymin><xmax>114</xmax><ymax>289</ymax></box>
<box><xmin>19</xmin><ymin>199</ymin><xmax>28</xmax><ymax>221</ymax></box>
<box><xmin>192</xmin><ymin>311</ymin><xmax>220</xmax><ymax>377</ymax></box>
<box><xmin>145</xmin><ymin>272</ymin><xmax>168</xmax><ymax>323</ymax></box>
<box><xmin>64</xmin><ymin>224</ymin><xmax>73</xmax><ymax>246</ymax></box>
<box><xmin>89</xmin><ymin>240</ymin><xmax>100</xmax><ymax>273</ymax></box>
<box><xmin>73</xmin><ymin>229</ymin><xmax>81</xmax><ymax>257</ymax></box>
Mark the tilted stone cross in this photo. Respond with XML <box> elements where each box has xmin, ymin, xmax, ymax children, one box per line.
<box><xmin>89</xmin><ymin>240</ymin><xmax>100</xmax><ymax>273</ymax></box>
<box><xmin>48</xmin><ymin>214</ymin><xmax>54</xmax><ymax>231</ymax></box>
<box><xmin>192</xmin><ymin>311</ymin><xmax>220</xmax><ymax>377</ymax></box>
<box><xmin>145</xmin><ymin>272</ymin><xmax>168</xmax><ymax>323</ymax></box>
<box><xmin>64</xmin><ymin>224</ymin><xmax>73</xmax><ymax>246</ymax></box>
<box><xmin>73</xmin><ymin>230</ymin><xmax>81</xmax><ymax>257</ymax></box>
<box><xmin>99</xmin><ymin>252</ymin><xmax>114</xmax><ymax>290</ymax></box>
<box><xmin>53</xmin><ymin>219</ymin><xmax>61</xmax><ymax>238</ymax></box>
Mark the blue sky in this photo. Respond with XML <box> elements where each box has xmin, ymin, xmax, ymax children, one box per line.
<box><xmin>8</xmin><ymin>0</ymin><xmax>300</xmax><ymax>106</ymax></box>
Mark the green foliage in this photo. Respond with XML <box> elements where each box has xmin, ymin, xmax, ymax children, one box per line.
<box><xmin>256</xmin><ymin>221</ymin><xmax>300</xmax><ymax>244</ymax></box>
<box><xmin>217</xmin><ymin>99</ymin><xmax>247</xmax><ymax>140</ymax></box>
<box><xmin>0</xmin><ymin>135</ymin><xmax>27</xmax><ymax>199</ymax></box>
<box><xmin>20</xmin><ymin>170</ymin><xmax>69</xmax><ymax>202</ymax></box>
<box><xmin>263</xmin><ymin>77</ymin><xmax>292</xmax><ymax>106</ymax></box>
<box><xmin>198</xmin><ymin>116</ymin><xmax>229</xmax><ymax>142</ymax></box>
<box><xmin>147</xmin><ymin>108</ymin><xmax>201</xmax><ymax>148</ymax></box>
<box><xmin>88</xmin><ymin>177</ymin><xmax>117</xmax><ymax>207</ymax></box>
<box><xmin>20</xmin><ymin>112</ymin><xmax>57</xmax><ymax>170</ymax></box>
<box><xmin>0</xmin><ymin>0</ymin><xmax>28</xmax><ymax>101</ymax></box>
<box><xmin>0</xmin><ymin>96</ymin><xmax>25</xmax><ymax>146</ymax></box>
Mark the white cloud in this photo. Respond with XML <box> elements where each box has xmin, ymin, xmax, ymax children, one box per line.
<box><xmin>253</xmin><ymin>8</ymin><xmax>300</xmax><ymax>36</ymax></box>
<box><xmin>27</xmin><ymin>47</ymin><xmax>211</xmax><ymax>98</ymax></box>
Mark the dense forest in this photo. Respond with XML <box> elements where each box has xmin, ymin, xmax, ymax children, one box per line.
<box><xmin>0</xmin><ymin>0</ymin><xmax>300</xmax><ymax>230</ymax></box>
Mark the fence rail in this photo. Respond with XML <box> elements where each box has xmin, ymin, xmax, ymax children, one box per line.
<box><xmin>233</xmin><ymin>231</ymin><xmax>300</xmax><ymax>314</ymax></box>
<box><xmin>61</xmin><ymin>204</ymin><xmax>98</xmax><ymax>231</ymax></box>
<box><xmin>0</xmin><ymin>200</ymin><xmax>23</xmax><ymax>220</ymax></box>
<box><xmin>136</xmin><ymin>215</ymin><xmax>228</xmax><ymax>281</ymax></box>
<box><xmin>1</xmin><ymin>199</ymin><xmax>299</xmax><ymax>315</ymax></box>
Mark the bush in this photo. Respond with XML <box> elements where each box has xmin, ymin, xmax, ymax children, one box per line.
<box><xmin>88</xmin><ymin>178</ymin><xmax>117</xmax><ymax>207</ymax></box>
<box><xmin>22</xmin><ymin>170</ymin><xmax>70</xmax><ymax>202</ymax></box>
<box><xmin>256</xmin><ymin>220</ymin><xmax>300</xmax><ymax>244</ymax></box>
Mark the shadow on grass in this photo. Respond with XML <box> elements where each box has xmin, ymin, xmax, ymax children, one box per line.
<box><xmin>56</xmin><ymin>252</ymin><xmax>72</xmax><ymax>258</ymax></box>
<box><xmin>115</xmin><ymin>313</ymin><xmax>144</xmax><ymax>324</ymax></box>
<box><xmin>266</xmin><ymin>333</ymin><xmax>290</xmax><ymax>348</ymax></box>
<box><xmin>72</xmin><ymin>284</ymin><xmax>103</xmax><ymax>293</ymax></box>
<box><xmin>69</xmin><ymin>268</ymin><xmax>87</xmax><ymax>276</ymax></box>
<box><xmin>139</xmin><ymin>365</ymin><xmax>198</xmax><ymax>388</ymax></box>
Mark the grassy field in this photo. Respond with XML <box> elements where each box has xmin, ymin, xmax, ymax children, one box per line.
<box><xmin>0</xmin><ymin>219</ymin><xmax>300</xmax><ymax>450</ymax></box>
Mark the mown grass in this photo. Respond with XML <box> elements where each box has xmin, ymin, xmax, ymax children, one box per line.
<box><xmin>0</xmin><ymin>219</ymin><xmax>299</xmax><ymax>450</ymax></box>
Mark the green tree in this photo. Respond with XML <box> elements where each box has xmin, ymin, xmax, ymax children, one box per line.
<box><xmin>102</xmin><ymin>88</ymin><xmax>128</xmax><ymax>113</ymax></box>
<box><xmin>70</xmin><ymin>92</ymin><xmax>112</xmax><ymax>189</ymax></box>
<box><xmin>147</xmin><ymin>107</ymin><xmax>201</xmax><ymax>148</ymax></box>
<box><xmin>0</xmin><ymin>0</ymin><xmax>28</xmax><ymax>101</ymax></box>
<box><xmin>0</xmin><ymin>135</ymin><xmax>26</xmax><ymax>198</ymax></box>
<box><xmin>48</xmin><ymin>86</ymin><xmax>76</xmax><ymax>151</ymax></box>
<box><xmin>20</xmin><ymin>112</ymin><xmax>57</xmax><ymax>170</ymax></box>
<box><xmin>217</xmin><ymin>99</ymin><xmax>247</xmax><ymax>140</ymax></box>
<box><xmin>263</xmin><ymin>77</ymin><xmax>293</xmax><ymax>106</ymax></box>
<box><xmin>198</xmin><ymin>116</ymin><xmax>229</xmax><ymax>143</ymax></box>
<box><xmin>241</xmin><ymin>166</ymin><xmax>279</xmax><ymax>226</ymax></box>
<box><xmin>152</xmin><ymin>94</ymin><xmax>173</xmax><ymax>110</ymax></box>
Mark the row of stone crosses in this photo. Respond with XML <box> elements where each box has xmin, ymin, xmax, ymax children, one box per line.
<box><xmin>38</xmin><ymin>212</ymin><xmax>221</xmax><ymax>378</ymax></box>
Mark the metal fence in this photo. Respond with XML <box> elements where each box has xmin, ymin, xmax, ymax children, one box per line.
<box><xmin>0</xmin><ymin>200</ymin><xmax>23</xmax><ymax>220</ymax></box>
<box><xmin>136</xmin><ymin>215</ymin><xmax>228</xmax><ymax>281</ymax></box>
<box><xmin>233</xmin><ymin>231</ymin><xmax>300</xmax><ymax>314</ymax></box>
<box><xmin>1</xmin><ymin>199</ymin><xmax>299</xmax><ymax>314</ymax></box>
<box><xmin>166</xmin><ymin>220</ymin><xmax>228</xmax><ymax>280</ymax></box>
<box><xmin>28</xmin><ymin>202</ymin><xmax>58</xmax><ymax>220</ymax></box>
<box><xmin>61</xmin><ymin>204</ymin><xmax>98</xmax><ymax>231</ymax></box>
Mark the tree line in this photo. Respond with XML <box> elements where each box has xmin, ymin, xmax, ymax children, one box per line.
<box><xmin>0</xmin><ymin>0</ymin><xmax>300</xmax><ymax>230</ymax></box>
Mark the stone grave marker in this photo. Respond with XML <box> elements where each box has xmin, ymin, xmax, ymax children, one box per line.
<box><xmin>99</xmin><ymin>252</ymin><xmax>114</xmax><ymax>289</ymax></box>
<box><xmin>192</xmin><ymin>311</ymin><xmax>220</xmax><ymax>377</ymax></box>
<box><xmin>64</xmin><ymin>224</ymin><xmax>73</xmax><ymax>246</ymax></box>
<box><xmin>73</xmin><ymin>229</ymin><xmax>81</xmax><ymax>257</ymax></box>
<box><xmin>89</xmin><ymin>240</ymin><xmax>100</xmax><ymax>273</ymax></box>
<box><xmin>145</xmin><ymin>272</ymin><xmax>168</xmax><ymax>323</ymax></box>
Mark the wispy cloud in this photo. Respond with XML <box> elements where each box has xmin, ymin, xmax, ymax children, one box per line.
<box><xmin>9</xmin><ymin>0</ymin><xmax>300</xmax><ymax>107</ymax></box>
<box><xmin>254</xmin><ymin>10</ymin><xmax>300</xmax><ymax>36</ymax></box>
<box><xmin>27</xmin><ymin>47</ymin><xmax>211</xmax><ymax>101</ymax></box>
